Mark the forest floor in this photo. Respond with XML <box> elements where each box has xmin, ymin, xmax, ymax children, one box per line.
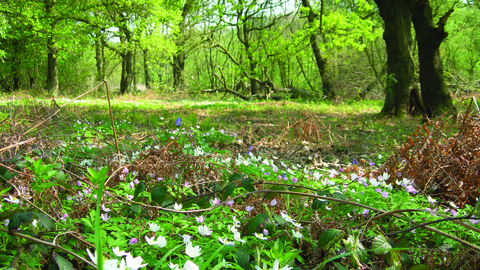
<box><xmin>1</xmin><ymin>92</ymin><xmax>480</xmax><ymax>269</ymax></box>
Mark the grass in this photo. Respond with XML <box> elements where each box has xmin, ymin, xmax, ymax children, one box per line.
<box><xmin>1</xmin><ymin>91</ymin><xmax>479</xmax><ymax>270</ymax></box>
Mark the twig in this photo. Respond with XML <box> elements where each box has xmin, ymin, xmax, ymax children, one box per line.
<box><xmin>104</xmin><ymin>81</ymin><xmax>121</xmax><ymax>167</ymax></box>
<box><xmin>0</xmin><ymin>227</ymin><xmax>97</xmax><ymax>268</ymax></box>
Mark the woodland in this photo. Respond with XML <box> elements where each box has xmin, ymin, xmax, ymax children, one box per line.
<box><xmin>1</xmin><ymin>0</ymin><xmax>480</xmax><ymax>270</ymax></box>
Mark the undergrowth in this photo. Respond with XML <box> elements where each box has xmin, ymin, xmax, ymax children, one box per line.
<box><xmin>1</xmin><ymin>91</ymin><xmax>480</xmax><ymax>270</ymax></box>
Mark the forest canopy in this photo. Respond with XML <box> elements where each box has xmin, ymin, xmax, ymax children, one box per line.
<box><xmin>0</xmin><ymin>0</ymin><xmax>479</xmax><ymax>115</ymax></box>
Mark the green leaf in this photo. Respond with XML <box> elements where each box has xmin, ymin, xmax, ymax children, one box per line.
<box><xmin>8</xmin><ymin>212</ymin><xmax>33</xmax><ymax>231</ymax></box>
<box><xmin>133</xmin><ymin>182</ymin><xmax>145</xmax><ymax>201</ymax></box>
<box><xmin>223</xmin><ymin>182</ymin><xmax>236</xmax><ymax>201</ymax></box>
<box><xmin>229</xmin><ymin>173</ymin><xmax>244</xmax><ymax>182</ymax></box>
<box><xmin>408</xmin><ymin>264</ymin><xmax>431</xmax><ymax>270</ymax></box>
<box><xmin>332</xmin><ymin>192</ymin><xmax>346</xmax><ymax>200</ymax></box>
<box><xmin>400</xmin><ymin>252</ymin><xmax>413</xmax><ymax>266</ymax></box>
<box><xmin>386</xmin><ymin>250</ymin><xmax>401</xmax><ymax>268</ymax></box>
<box><xmin>372</xmin><ymin>235</ymin><xmax>392</xmax><ymax>255</ymax></box>
<box><xmin>33</xmin><ymin>212</ymin><xmax>55</xmax><ymax>231</ymax></box>
<box><xmin>312</xmin><ymin>198</ymin><xmax>328</xmax><ymax>210</ymax></box>
<box><xmin>53</xmin><ymin>253</ymin><xmax>73</xmax><ymax>270</ymax></box>
<box><xmin>234</xmin><ymin>249</ymin><xmax>250</xmax><ymax>268</ymax></box>
<box><xmin>333</xmin><ymin>262</ymin><xmax>349</xmax><ymax>270</ymax></box>
<box><xmin>246</xmin><ymin>214</ymin><xmax>268</xmax><ymax>236</ymax></box>
<box><xmin>242</xmin><ymin>177</ymin><xmax>255</xmax><ymax>192</ymax></box>
<box><xmin>0</xmin><ymin>166</ymin><xmax>17</xmax><ymax>181</ymax></box>
<box><xmin>151</xmin><ymin>186</ymin><xmax>167</xmax><ymax>206</ymax></box>
<box><xmin>129</xmin><ymin>205</ymin><xmax>142</xmax><ymax>215</ymax></box>
<box><xmin>318</xmin><ymin>229</ymin><xmax>342</xmax><ymax>247</ymax></box>
<box><xmin>272</xmin><ymin>213</ymin><xmax>287</xmax><ymax>226</ymax></box>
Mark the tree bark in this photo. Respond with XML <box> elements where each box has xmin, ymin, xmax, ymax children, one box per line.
<box><xmin>46</xmin><ymin>36</ymin><xmax>59</xmax><ymax>95</ymax></box>
<box><xmin>120</xmin><ymin>50</ymin><xmax>133</xmax><ymax>94</ymax></box>
<box><xmin>173</xmin><ymin>1</ymin><xmax>192</xmax><ymax>90</ymax></box>
<box><xmin>301</xmin><ymin>0</ymin><xmax>336</xmax><ymax>100</ymax></box>
<box><xmin>374</xmin><ymin>0</ymin><xmax>415</xmax><ymax>117</ymax></box>
<box><xmin>409</xmin><ymin>0</ymin><xmax>455</xmax><ymax>118</ymax></box>
<box><xmin>45</xmin><ymin>0</ymin><xmax>58</xmax><ymax>95</ymax></box>
<box><xmin>143</xmin><ymin>49</ymin><xmax>151</xmax><ymax>90</ymax></box>
<box><xmin>95</xmin><ymin>36</ymin><xmax>104</xmax><ymax>83</ymax></box>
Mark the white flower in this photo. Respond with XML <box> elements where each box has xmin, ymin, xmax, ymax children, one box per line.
<box><xmin>198</xmin><ymin>225</ymin><xmax>212</xmax><ymax>236</ymax></box>
<box><xmin>185</xmin><ymin>242</ymin><xmax>202</xmax><ymax>258</ymax></box>
<box><xmin>183</xmin><ymin>260</ymin><xmax>199</xmax><ymax>270</ymax></box>
<box><xmin>427</xmin><ymin>196</ymin><xmax>437</xmax><ymax>204</ymax></box>
<box><xmin>32</xmin><ymin>219</ymin><xmax>38</xmax><ymax>228</ymax></box>
<box><xmin>291</xmin><ymin>222</ymin><xmax>303</xmax><ymax>229</ymax></box>
<box><xmin>103</xmin><ymin>259</ymin><xmax>124</xmax><ymax>270</ymax></box>
<box><xmin>86</xmin><ymin>248</ymin><xmax>98</xmax><ymax>264</ymax></box>
<box><xmin>218</xmin><ymin>237</ymin><xmax>235</xmax><ymax>246</ymax></box>
<box><xmin>112</xmin><ymin>247</ymin><xmax>129</xmax><ymax>257</ymax></box>
<box><xmin>253</xmin><ymin>232</ymin><xmax>268</xmax><ymax>240</ymax></box>
<box><xmin>370</xmin><ymin>177</ymin><xmax>380</xmax><ymax>187</ymax></box>
<box><xmin>125</xmin><ymin>253</ymin><xmax>148</xmax><ymax>270</ymax></box>
<box><xmin>232</xmin><ymin>216</ymin><xmax>241</xmax><ymax>227</ymax></box>
<box><xmin>233</xmin><ymin>231</ymin><xmax>246</xmax><ymax>243</ymax></box>
<box><xmin>350</xmin><ymin>173</ymin><xmax>358</xmax><ymax>181</ymax></box>
<box><xmin>145</xmin><ymin>236</ymin><xmax>167</xmax><ymax>248</ymax></box>
<box><xmin>149</xmin><ymin>223</ymin><xmax>160</xmax><ymax>232</ymax></box>
<box><xmin>4</xmin><ymin>196</ymin><xmax>20</xmax><ymax>204</ymax></box>
<box><xmin>449</xmin><ymin>201</ymin><xmax>458</xmax><ymax>209</ymax></box>
<box><xmin>313</xmin><ymin>171</ymin><xmax>321</xmax><ymax>180</ymax></box>
<box><xmin>228</xmin><ymin>224</ymin><xmax>238</xmax><ymax>233</ymax></box>
<box><xmin>168</xmin><ymin>262</ymin><xmax>180</xmax><ymax>270</ymax></box>
<box><xmin>292</xmin><ymin>230</ymin><xmax>303</xmax><ymax>239</ymax></box>
<box><xmin>273</xmin><ymin>259</ymin><xmax>293</xmax><ymax>270</ymax></box>
<box><xmin>385</xmin><ymin>183</ymin><xmax>393</xmax><ymax>191</ymax></box>
<box><xmin>174</xmin><ymin>202</ymin><xmax>183</xmax><ymax>211</ymax></box>
<box><xmin>280</xmin><ymin>212</ymin><xmax>295</xmax><ymax>223</ymax></box>
<box><xmin>381</xmin><ymin>172</ymin><xmax>390</xmax><ymax>181</ymax></box>
<box><xmin>182</xmin><ymin>234</ymin><xmax>192</xmax><ymax>244</ymax></box>
<box><xmin>145</xmin><ymin>235</ymin><xmax>156</xmax><ymax>245</ymax></box>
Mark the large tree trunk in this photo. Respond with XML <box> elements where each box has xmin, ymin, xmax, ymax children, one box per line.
<box><xmin>45</xmin><ymin>0</ymin><xmax>58</xmax><ymax>95</ymax></box>
<box><xmin>301</xmin><ymin>0</ymin><xmax>336</xmax><ymax>100</ymax></box>
<box><xmin>95</xmin><ymin>36</ymin><xmax>104</xmax><ymax>83</ymax></box>
<box><xmin>143</xmin><ymin>49</ymin><xmax>151</xmax><ymax>90</ymax></box>
<box><xmin>173</xmin><ymin>1</ymin><xmax>192</xmax><ymax>90</ymax></box>
<box><xmin>410</xmin><ymin>0</ymin><xmax>455</xmax><ymax>118</ymax></box>
<box><xmin>374</xmin><ymin>0</ymin><xmax>415</xmax><ymax>117</ymax></box>
<box><xmin>46</xmin><ymin>36</ymin><xmax>59</xmax><ymax>95</ymax></box>
<box><xmin>120</xmin><ymin>50</ymin><xmax>133</xmax><ymax>94</ymax></box>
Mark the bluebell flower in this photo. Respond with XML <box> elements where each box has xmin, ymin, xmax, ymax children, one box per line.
<box><xmin>175</xmin><ymin>117</ymin><xmax>182</xmax><ymax>127</ymax></box>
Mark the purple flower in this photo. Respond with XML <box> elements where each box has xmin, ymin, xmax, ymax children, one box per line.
<box><xmin>469</xmin><ymin>216</ymin><xmax>480</xmax><ymax>224</ymax></box>
<box><xmin>101</xmin><ymin>213</ymin><xmax>110</xmax><ymax>221</ymax></box>
<box><xmin>426</xmin><ymin>208</ymin><xmax>437</xmax><ymax>216</ymax></box>
<box><xmin>272</xmin><ymin>167</ymin><xmax>278</xmax><ymax>173</ymax></box>
<box><xmin>339</xmin><ymin>168</ymin><xmax>344</xmax><ymax>172</ymax></box>
<box><xmin>175</xmin><ymin>117</ymin><xmax>182</xmax><ymax>126</ymax></box>
<box><xmin>134</xmin><ymin>179</ymin><xmax>139</xmax><ymax>185</ymax></box>
<box><xmin>76</xmin><ymin>181</ymin><xmax>82</xmax><ymax>186</ymax></box>
<box><xmin>129</xmin><ymin>182</ymin><xmax>134</xmax><ymax>189</ymax></box>
<box><xmin>263</xmin><ymin>172</ymin><xmax>270</xmax><ymax>175</ymax></box>
<box><xmin>184</xmin><ymin>182</ymin><xmax>191</xmax><ymax>188</ymax></box>
<box><xmin>119</xmin><ymin>174</ymin><xmax>125</xmax><ymax>181</ymax></box>
<box><xmin>282</xmin><ymin>173</ymin><xmax>288</xmax><ymax>181</ymax></box>
<box><xmin>450</xmin><ymin>209</ymin><xmax>457</xmax><ymax>216</ymax></box>
<box><xmin>122</xmin><ymin>167</ymin><xmax>129</xmax><ymax>174</ymax></box>
<box><xmin>129</xmin><ymin>238</ymin><xmax>138</xmax><ymax>244</ymax></box>
<box><xmin>362</xmin><ymin>209</ymin><xmax>369</xmax><ymax>218</ymax></box>
<box><xmin>61</xmin><ymin>214</ymin><xmax>68</xmax><ymax>221</ymax></box>
<box><xmin>226</xmin><ymin>200</ymin><xmax>234</xmax><ymax>206</ymax></box>
<box><xmin>245</xmin><ymin>206</ymin><xmax>254</xmax><ymax>212</ymax></box>
<box><xmin>211</xmin><ymin>197</ymin><xmax>221</xmax><ymax>205</ymax></box>
<box><xmin>196</xmin><ymin>216</ymin><xmax>204</xmax><ymax>223</ymax></box>
<box><xmin>375</xmin><ymin>188</ymin><xmax>382</xmax><ymax>193</ymax></box>
<box><xmin>292</xmin><ymin>177</ymin><xmax>298</xmax><ymax>184</ymax></box>
<box><xmin>157</xmin><ymin>177</ymin><xmax>163</xmax><ymax>181</ymax></box>
<box><xmin>263</xmin><ymin>229</ymin><xmax>269</xmax><ymax>236</ymax></box>
<box><xmin>368</xmin><ymin>159</ymin><xmax>375</xmax><ymax>166</ymax></box>
<box><xmin>406</xmin><ymin>185</ymin><xmax>417</xmax><ymax>194</ymax></box>
<box><xmin>270</xmin><ymin>199</ymin><xmax>277</xmax><ymax>206</ymax></box>
<box><xmin>127</xmin><ymin>195</ymin><xmax>133</xmax><ymax>200</ymax></box>
<box><xmin>381</xmin><ymin>191</ymin><xmax>389</xmax><ymax>198</ymax></box>
<box><xmin>352</xmin><ymin>159</ymin><xmax>358</xmax><ymax>165</ymax></box>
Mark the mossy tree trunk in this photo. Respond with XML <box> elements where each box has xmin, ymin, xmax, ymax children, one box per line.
<box><xmin>374</xmin><ymin>0</ymin><xmax>415</xmax><ymax>117</ymax></box>
<box><xmin>409</xmin><ymin>0</ymin><xmax>456</xmax><ymax>118</ymax></box>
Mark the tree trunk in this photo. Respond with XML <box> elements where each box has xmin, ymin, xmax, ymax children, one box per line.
<box><xmin>143</xmin><ymin>49</ymin><xmax>151</xmax><ymax>90</ymax></box>
<box><xmin>46</xmin><ymin>36</ymin><xmax>59</xmax><ymax>95</ymax></box>
<box><xmin>410</xmin><ymin>0</ymin><xmax>455</xmax><ymax>118</ymax></box>
<box><xmin>120</xmin><ymin>50</ymin><xmax>133</xmax><ymax>94</ymax></box>
<box><xmin>45</xmin><ymin>0</ymin><xmax>58</xmax><ymax>95</ymax></box>
<box><xmin>95</xmin><ymin>37</ymin><xmax>104</xmax><ymax>82</ymax></box>
<box><xmin>301</xmin><ymin>0</ymin><xmax>336</xmax><ymax>100</ymax></box>
<box><xmin>173</xmin><ymin>50</ymin><xmax>185</xmax><ymax>89</ymax></box>
<box><xmin>133</xmin><ymin>47</ymin><xmax>137</xmax><ymax>91</ymax></box>
<box><xmin>374</xmin><ymin>0</ymin><xmax>415</xmax><ymax>117</ymax></box>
